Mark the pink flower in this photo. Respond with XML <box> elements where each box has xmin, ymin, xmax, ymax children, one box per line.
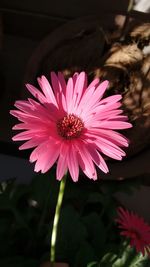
<box><xmin>10</xmin><ymin>72</ymin><xmax>132</xmax><ymax>181</ymax></box>
<box><xmin>116</xmin><ymin>207</ymin><xmax>150</xmax><ymax>256</ymax></box>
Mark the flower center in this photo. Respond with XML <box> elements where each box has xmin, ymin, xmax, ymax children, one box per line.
<box><xmin>57</xmin><ymin>114</ymin><xmax>84</xmax><ymax>139</ymax></box>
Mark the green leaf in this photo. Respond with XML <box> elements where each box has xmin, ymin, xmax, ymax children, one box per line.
<box><xmin>100</xmin><ymin>252</ymin><xmax>118</xmax><ymax>267</ymax></box>
<box><xmin>112</xmin><ymin>245</ymin><xmax>135</xmax><ymax>267</ymax></box>
<box><xmin>87</xmin><ymin>261</ymin><xmax>98</xmax><ymax>267</ymax></box>
<box><xmin>124</xmin><ymin>252</ymin><xmax>150</xmax><ymax>267</ymax></box>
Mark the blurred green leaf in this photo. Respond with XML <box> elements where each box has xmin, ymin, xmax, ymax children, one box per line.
<box><xmin>74</xmin><ymin>241</ymin><xmax>97</xmax><ymax>267</ymax></box>
<box><xmin>82</xmin><ymin>213</ymin><xmax>106</xmax><ymax>257</ymax></box>
<box><xmin>128</xmin><ymin>253</ymin><xmax>150</xmax><ymax>267</ymax></box>
<box><xmin>30</xmin><ymin>173</ymin><xmax>59</xmax><ymax>210</ymax></box>
<box><xmin>55</xmin><ymin>205</ymin><xmax>87</xmax><ymax>263</ymax></box>
<box><xmin>87</xmin><ymin>192</ymin><xmax>106</xmax><ymax>205</ymax></box>
<box><xmin>87</xmin><ymin>261</ymin><xmax>98</xmax><ymax>267</ymax></box>
<box><xmin>101</xmin><ymin>179</ymin><xmax>141</xmax><ymax>196</ymax></box>
<box><xmin>100</xmin><ymin>252</ymin><xmax>118</xmax><ymax>267</ymax></box>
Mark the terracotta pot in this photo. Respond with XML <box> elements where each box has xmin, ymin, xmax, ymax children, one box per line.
<box><xmin>40</xmin><ymin>262</ymin><xmax>69</xmax><ymax>267</ymax></box>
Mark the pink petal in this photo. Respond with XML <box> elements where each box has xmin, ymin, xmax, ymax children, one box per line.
<box><xmin>31</xmin><ymin>140</ymin><xmax>60</xmax><ymax>173</ymax></box>
<box><xmin>12</xmin><ymin>130</ymin><xmax>37</xmax><ymax>141</ymax></box>
<box><xmin>72</xmin><ymin>72</ymin><xmax>87</xmax><ymax>111</ymax></box>
<box><xmin>37</xmin><ymin>76</ymin><xmax>58</xmax><ymax>106</ymax></box>
<box><xmin>75</xmin><ymin>141</ymin><xmax>97</xmax><ymax>180</ymax></box>
<box><xmin>34</xmin><ymin>151</ymin><xmax>55</xmax><ymax>173</ymax></box>
<box><xmin>19</xmin><ymin>136</ymin><xmax>47</xmax><ymax>150</ymax></box>
<box><xmin>56</xmin><ymin>143</ymin><xmax>68</xmax><ymax>181</ymax></box>
<box><xmin>85</xmin><ymin>143</ymin><xmax>109</xmax><ymax>173</ymax></box>
<box><xmin>40</xmin><ymin>145</ymin><xmax>60</xmax><ymax>173</ymax></box>
<box><xmin>56</xmin><ymin>156</ymin><xmax>67</xmax><ymax>181</ymax></box>
<box><xmin>30</xmin><ymin>141</ymin><xmax>49</xmax><ymax>163</ymax></box>
<box><xmin>81</xmin><ymin>94</ymin><xmax>122</xmax><ymax>119</ymax></box>
<box><xmin>84</xmin><ymin>109</ymin><xmax>124</xmax><ymax>126</ymax></box>
<box><xmin>76</xmin><ymin>86</ymin><xmax>95</xmax><ymax>116</ymax></box>
<box><xmin>72</xmin><ymin>72</ymin><xmax>79</xmax><ymax>86</ymax></box>
<box><xmin>14</xmin><ymin>100</ymin><xmax>33</xmax><ymax>113</ymax></box>
<box><xmin>66</xmin><ymin>77</ymin><xmax>74</xmax><ymax>113</ymax></box>
<box><xmin>90</xmin><ymin>129</ymin><xmax>129</xmax><ymax>147</ymax></box>
<box><xmin>95</xmin><ymin>140</ymin><xmax>125</xmax><ymax>160</ymax></box>
<box><xmin>12</xmin><ymin>123</ymin><xmax>28</xmax><ymax>130</ymax></box>
<box><xmin>97</xmin><ymin>120</ymin><xmax>132</xmax><ymax>129</ymax></box>
<box><xmin>52</xmin><ymin>73</ymin><xmax>67</xmax><ymax>112</ymax></box>
<box><xmin>15</xmin><ymin>98</ymin><xmax>51</xmax><ymax>121</ymax></box>
<box><xmin>92</xmin><ymin>80</ymin><xmax>109</xmax><ymax>102</ymax></box>
<box><xmin>10</xmin><ymin>110</ymin><xmax>34</xmax><ymax>120</ymax></box>
<box><xmin>50</xmin><ymin>72</ymin><xmax>63</xmax><ymax>101</ymax></box>
<box><xmin>99</xmin><ymin>94</ymin><xmax>122</xmax><ymax>105</ymax></box>
<box><xmin>58</xmin><ymin>72</ymin><xmax>67</xmax><ymax>94</ymax></box>
<box><xmin>91</xmin><ymin>102</ymin><xmax>122</xmax><ymax>116</ymax></box>
<box><xmin>26</xmin><ymin>84</ymin><xmax>46</xmax><ymax>103</ymax></box>
<box><xmin>67</xmin><ymin>144</ymin><xmax>79</xmax><ymax>182</ymax></box>
<box><xmin>87</xmin><ymin>77</ymin><xmax>100</xmax><ymax>90</ymax></box>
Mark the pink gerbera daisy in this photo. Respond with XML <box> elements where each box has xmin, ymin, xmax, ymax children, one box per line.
<box><xmin>116</xmin><ymin>207</ymin><xmax>150</xmax><ymax>256</ymax></box>
<box><xmin>10</xmin><ymin>72</ymin><xmax>132</xmax><ymax>181</ymax></box>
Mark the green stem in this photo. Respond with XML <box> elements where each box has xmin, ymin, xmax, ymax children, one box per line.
<box><xmin>50</xmin><ymin>173</ymin><xmax>67</xmax><ymax>264</ymax></box>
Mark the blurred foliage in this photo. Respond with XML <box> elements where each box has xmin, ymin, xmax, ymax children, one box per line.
<box><xmin>91</xmin><ymin>244</ymin><xmax>150</xmax><ymax>267</ymax></box>
<box><xmin>0</xmin><ymin>171</ymin><xmax>149</xmax><ymax>267</ymax></box>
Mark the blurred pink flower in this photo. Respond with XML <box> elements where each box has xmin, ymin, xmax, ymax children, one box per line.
<box><xmin>116</xmin><ymin>207</ymin><xmax>150</xmax><ymax>256</ymax></box>
<box><xmin>10</xmin><ymin>72</ymin><xmax>132</xmax><ymax>181</ymax></box>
